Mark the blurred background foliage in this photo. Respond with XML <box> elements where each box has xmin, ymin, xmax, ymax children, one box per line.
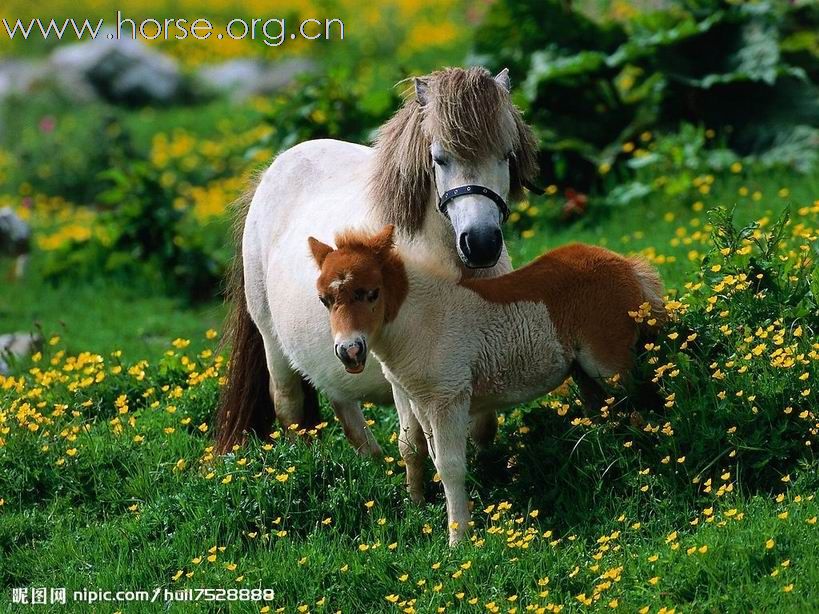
<box><xmin>474</xmin><ymin>0</ymin><xmax>819</xmax><ymax>188</ymax></box>
<box><xmin>0</xmin><ymin>0</ymin><xmax>817</xmax><ymax>300</ymax></box>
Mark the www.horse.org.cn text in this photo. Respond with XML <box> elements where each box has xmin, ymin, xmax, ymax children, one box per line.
<box><xmin>1</xmin><ymin>13</ymin><xmax>345</xmax><ymax>47</ymax></box>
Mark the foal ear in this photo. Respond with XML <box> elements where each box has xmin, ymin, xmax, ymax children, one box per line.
<box><xmin>308</xmin><ymin>236</ymin><xmax>334</xmax><ymax>268</ymax></box>
<box><xmin>414</xmin><ymin>78</ymin><xmax>430</xmax><ymax>107</ymax></box>
<box><xmin>371</xmin><ymin>224</ymin><xmax>396</xmax><ymax>255</ymax></box>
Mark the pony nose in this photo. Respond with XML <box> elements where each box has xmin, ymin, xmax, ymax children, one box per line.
<box><xmin>458</xmin><ymin>227</ymin><xmax>502</xmax><ymax>269</ymax></box>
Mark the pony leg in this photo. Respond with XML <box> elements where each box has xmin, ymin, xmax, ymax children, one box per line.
<box><xmin>422</xmin><ymin>397</ymin><xmax>470</xmax><ymax>546</ymax></box>
<box><xmin>469</xmin><ymin>412</ymin><xmax>498</xmax><ymax>449</ymax></box>
<box><xmin>394</xmin><ymin>386</ymin><xmax>427</xmax><ymax>504</ymax></box>
<box><xmin>330</xmin><ymin>399</ymin><xmax>382</xmax><ymax>457</ymax></box>
<box><xmin>258</xmin><ymin>330</ymin><xmax>317</xmax><ymax>431</ymax></box>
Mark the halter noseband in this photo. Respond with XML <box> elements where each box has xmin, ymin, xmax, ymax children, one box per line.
<box><xmin>437</xmin><ymin>185</ymin><xmax>510</xmax><ymax>223</ymax></box>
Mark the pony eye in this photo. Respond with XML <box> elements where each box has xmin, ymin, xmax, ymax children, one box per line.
<box><xmin>367</xmin><ymin>288</ymin><xmax>380</xmax><ymax>302</ymax></box>
<box><xmin>319</xmin><ymin>295</ymin><xmax>331</xmax><ymax>308</ymax></box>
<box><xmin>353</xmin><ymin>288</ymin><xmax>367</xmax><ymax>302</ymax></box>
<box><xmin>432</xmin><ymin>155</ymin><xmax>448</xmax><ymax>167</ymax></box>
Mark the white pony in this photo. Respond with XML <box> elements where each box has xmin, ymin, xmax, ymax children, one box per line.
<box><xmin>215</xmin><ymin>67</ymin><xmax>539</xmax><ymax>455</ymax></box>
<box><xmin>309</xmin><ymin>225</ymin><xmax>665</xmax><ymax>545</ymax></box>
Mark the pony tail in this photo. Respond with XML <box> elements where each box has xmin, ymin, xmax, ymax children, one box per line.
<box><xmin>214</xmin><ymin>176</ymin><xmax>274</xmax><ymax>454</ymax></box>
<box><xmin>214</xmin><ymin>176</ymin><xmax>322</xmax><ymax>454</ymax></box>
<box><xmin>214</xmin><ymin>265</ymin><xmax>275</xmax><ymax>454</ymax></box>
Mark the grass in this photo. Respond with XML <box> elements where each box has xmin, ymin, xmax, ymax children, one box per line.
<box><xmin>2</xmin><ymin>168</ymin><xmax>819</xmax><ymax>613</ymax></box>
<box><xmin>0</xmin><ymin>262</ymin><xmax>225</xmax><ymax>360</ymax></box>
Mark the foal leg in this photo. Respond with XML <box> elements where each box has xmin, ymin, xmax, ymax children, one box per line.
<box><xmin>330</xmin><ymin>399</ymin><xmax>382</xmax><ymax>457</ymax></box>
<box><xmin>393</xmin><ymin>386</ymin><xmax>427</xmax><ymax>504</ymax></box>
<box><xmin>421</xmin><ymin>398</ymin><xmax>470</xmax><ymax>546</ymax></box>
<box><xmin>571</xmin><ymin>363</ymin><xmax>607</xmax><ymax>415</ymax></box>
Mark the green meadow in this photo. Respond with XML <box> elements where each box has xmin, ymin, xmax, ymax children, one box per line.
<box><xmin>3</xmin><ymin>0</ymin><xmax>819</xmax><ymax>611</ymax></box>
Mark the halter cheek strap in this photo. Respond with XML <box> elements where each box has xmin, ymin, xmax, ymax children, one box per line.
<box><xmin>437</xmin><ymin>185</ymin><xmax>510</xmax><ymax>223</ymax></box>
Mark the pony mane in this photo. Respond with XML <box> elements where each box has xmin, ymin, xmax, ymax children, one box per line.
<box><xmin>368</xmin><ymin>66</ymin><xmax>538</xmax><ymax>236</ymax></box>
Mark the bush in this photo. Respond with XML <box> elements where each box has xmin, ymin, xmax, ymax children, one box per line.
<box><xmin>250</xmin><ymin>70</ymin><xmax>398</xmax><ymax>155</ymax></box>
<box><xmin>499</xmin><ymin>204</ymin><xmax>819</xmax><ymax>519</ymax></box>
<box><xmin>474</xmin><ymin>0</ymin><xmax>819</xmax><ymax>190</ymax></box>
<box><xmin>38</xmin><ymin>158</ymin><xmax>232</xmax><ymax>301</ymax></box>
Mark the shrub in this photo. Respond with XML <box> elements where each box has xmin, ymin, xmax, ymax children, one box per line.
<box><xmin>474</xmin><ymin>0</ymin><xmax>819</xmax><ymax>189</ymax></box>
<box><xmin>498</xmin><ymin>204</ymin><xmax>819</xmax><ymax>521</ymax></box>
<box><xmin>34</xmin><ymin>157</ymin><xmax>233</xmax><ymax>301</ymax></box>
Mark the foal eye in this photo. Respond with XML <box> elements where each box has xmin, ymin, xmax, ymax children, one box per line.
<box><xmin>367</xmin><ymin>288</ymin><xmax>380</xmax><ymax>302</ymax></box>
<box><xmin>432</xmin><ymin>155</ymin><xmax>448</xmax><ymax>167</ymax></box>
<box><xmin>319</xmin><ymin>295</ymin><xmax>331</xmax><ymax>308</ymax></box>
<box><xmin>353</xmin><ymin>288</ymin><xmax>367</xmax><ymax>302</ymax></box>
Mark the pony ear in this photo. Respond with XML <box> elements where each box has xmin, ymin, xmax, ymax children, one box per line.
<box><xmin>494</xmin><ymin>68</ymin><xmax>511</xmax><ymax>92</ymax></box>
<box><xmin>371</xmin><ymin>224</ymin><xmax>396</xmax><ymax>255</ymax></box>
<box><xmin>414</xmin><ymin>78</ymin><xmax>430</xmax><ymax>106</ymax></box>
<box><xmin>308</xmin><ymin>236</ymin><xmax>334</xmax><ymax>268</ymax></box>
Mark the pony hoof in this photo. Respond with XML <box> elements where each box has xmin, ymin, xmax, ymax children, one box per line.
<box><xmin>409</xmin><ymin>489</ymin><xmax>425</xmax><ymax>505</ymax></box>
<box><xmin>361</xmin><ymin>442</ymin><xmax>383</xmax><ymax>458</ymax></box>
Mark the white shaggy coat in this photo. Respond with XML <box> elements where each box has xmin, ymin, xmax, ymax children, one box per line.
<box><xmin>369</xmin><ymin>260</ymin><xmax>575</xmax><ymax>544</ymax></box>
<box><xmin>242</xmin><ymin>139</ymin><xmax>511</xmax><ymax>455</ymax></box>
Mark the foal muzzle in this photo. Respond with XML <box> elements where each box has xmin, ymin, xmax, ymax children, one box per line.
<box><xmin>335</xmin><ymin>338</ymin><xmax>367</xmax><ymax>374</ymax></box>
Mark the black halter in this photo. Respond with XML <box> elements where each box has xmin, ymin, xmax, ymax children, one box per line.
<box><xmin>437</xmin><ymin>185</ymin><xmax>510</xmax><ymax>223</ymax></box>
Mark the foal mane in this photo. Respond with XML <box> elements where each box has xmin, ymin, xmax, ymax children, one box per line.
<box><xmin>368</xmin><ymin>66</ymin><xmax>538</xmax><ymax>236</ymax></box>
<box><xmin>333</xmin><ymin>228</ymin><xmax>409</xmax><ymax>323</ymax></box>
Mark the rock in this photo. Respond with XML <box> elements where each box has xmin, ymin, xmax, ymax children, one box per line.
<box><xmin>49</xmin><ymin>32</ymin><xmax>184</xmax><ymax>105</ymax></box>
<box><xmin>0</xmin><ymin>59</ymin><xmax>49</xmax><ymax>103</ymax></box>
<box><xmin>0</xmin><ymin>332</ymin><xmax>41</xmax><ymax>375</ymax></box>
<box><xmin>195</xmin><ymin>58</ymin><xmax>315</xmax><ymax>101</ymax></box>
<box><xmin>0</xmin><ymin>207</ymin><xmax>30</xmax><ymax>257</ymax></box>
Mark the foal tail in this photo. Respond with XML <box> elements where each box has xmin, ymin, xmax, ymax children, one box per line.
<box><xmin>213</xmin><ymin>178</ymin><xmax>321</xmax><ymax>454</ymax></box>
<box><xmin>628</xmin><ymin>257</ymin><xmax>667</xmax><ymax>334</ymax></box>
